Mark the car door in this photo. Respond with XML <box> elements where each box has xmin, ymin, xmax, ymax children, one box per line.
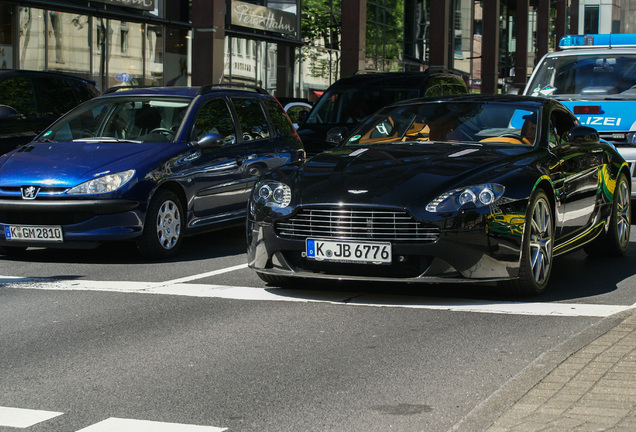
<box><xmin>551</xmin><ymin>106</ymin><xmax>604</xmax><ymax>239</ymax></box>
<box><xmin>188</xmin><ymin>96</ymin><xmax>248</xmax><ymax>222</ymax></box>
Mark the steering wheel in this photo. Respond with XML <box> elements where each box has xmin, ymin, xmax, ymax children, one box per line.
<box><xmin>497</xmin><ymin>133</ymin><xmax>526</xmax><ymax>143</ymax></box>
<box><xmin>150</xmin><ymin>128</ymin><xmax>176</xmax><ymax>138</ymax></box>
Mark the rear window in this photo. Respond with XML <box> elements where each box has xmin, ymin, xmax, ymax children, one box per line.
<box><xmin>306</xmin><ymin>86</ymin><xmax>421</xmax><ymax>125</ymax></box>
<box><xmin>264</xmin><ymin>99</ymin><xmax>295</xmax><ymax>136</ymax></box>
<box><xmin>32</xmin><ymin>77</ymin><xmax>77</xmax><ymax>116</ymax></box>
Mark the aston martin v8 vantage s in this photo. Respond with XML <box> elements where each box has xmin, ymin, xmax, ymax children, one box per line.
<box><xmin>247</xmin><ymin>95</ymin><xmax>631</xmax><ymax>295</ymax></box>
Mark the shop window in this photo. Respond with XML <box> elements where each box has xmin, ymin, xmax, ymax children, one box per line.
<box><xmin>1</xmin><ymin>4</ymin><xmax>13</xmax><ymax>68</ymax></box>
<box><xmin>19</xmin><ymin>7</ymin><xmax>45</xmax><ymax>70</ymax></box>
<box><xmin>46</xmin><ymin>11</ymin><xmax>90</xmax><ymax>80</ymax></box>
<box><xmin>165</xmin><ymin>27</ymin><xmax>188</xmax><ymax>86</ymax></box>
<box><xmin>121</xmin><ymin>22</ymin><xmax>129</xmax><ymax>55</ymax></box>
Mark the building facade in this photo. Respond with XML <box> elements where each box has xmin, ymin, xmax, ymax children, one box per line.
<box><xmin>1</xmin><ymin>0</ymin><xmax>636</xmax><ymax>97</ymax></box>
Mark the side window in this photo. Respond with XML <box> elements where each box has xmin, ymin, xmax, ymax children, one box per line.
<box><xmin>231</xmin><ymin>97</ymin><xmax>271</xmax><ymax>141</ymax></box>
<box><xmin>264</xmin><ymin>99</ymin><xmax>294</xmax><ymax>136</ymax></box>
<box><xmin>0</xmin><ymin>76</ymin><xmax>37</xmax><ymax>117</ymax></box>
<box><xmin>68</xmin><ymin>79</ymin><xmax>98</xmax><ymax>102</ymax></box>
<box><xmin>550</xmin><ymin>109</ymin><xmax>577</xmax><ymax>147</ymax></box>
<box><xmin>32</xmin><ymin>77</ymin><xmax>78</xmax><ymax>117</ymax></box>
<box><xmin>193</xmin><ymin>98</ymin><xmax>236</xmax><ymax>144</ymax></box>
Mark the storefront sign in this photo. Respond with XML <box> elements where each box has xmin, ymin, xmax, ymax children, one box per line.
<box><xmin>90</xmin><ymin>0</ymin><xmax>155</xmax><ymax>12</ymax></box>
<box><xmin>231</xmin><ymin>0</ymin><xmax>297</xmax><ymax>37</ymax></box>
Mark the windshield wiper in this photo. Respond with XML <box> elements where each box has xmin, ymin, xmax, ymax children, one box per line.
<box><xmin>72</xmin><ymin>137</ymin><xmax>143</xmax><ymax>143</ymax></box>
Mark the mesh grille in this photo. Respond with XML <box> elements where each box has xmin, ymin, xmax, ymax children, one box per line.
<box><xmin>275</xmin><ymin>208</ymin><xmax>439</xmax><ymax>242</ymax></box>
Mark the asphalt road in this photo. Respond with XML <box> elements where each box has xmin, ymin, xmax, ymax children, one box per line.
<box><xmin>1</xmin><ymin>226</ymin><xmax>635</xmax><ymax>432</ymax></box>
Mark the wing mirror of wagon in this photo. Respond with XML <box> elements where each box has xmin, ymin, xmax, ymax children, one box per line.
<box><xmin>196</xmin><ymin>133</ymin><xmax>225</xmax><ymax>149</ymax></box>
<box><xmin>564</xmin><ymin>126</ymin><xmax>600</xmax><ymax>146</ymax></box>
<box><xmin>325</xmin><ymin>127</ymin><xmax>349</xmax><ymax>145</ymax></box>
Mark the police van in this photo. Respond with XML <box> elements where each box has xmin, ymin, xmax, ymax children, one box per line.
<box><xmin>522</xmin><ymin>33</ymin><xmax>636</xmax><ymax>198</ymax></box>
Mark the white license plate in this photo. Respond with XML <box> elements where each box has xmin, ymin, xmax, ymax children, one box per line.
<box><xmin>306</xmin><ymin>239</ymin><xmax>391</xmax><ymax>264</ymax></box>
<box><xmin>4</xmin><ymin>225</ymin><xmax>63</xmax><ymax>242</ymax></box>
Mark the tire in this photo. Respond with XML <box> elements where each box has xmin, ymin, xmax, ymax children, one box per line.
<box><xmin>505</xmin><ymin>190</ymin><xmax>554</xmax><ymax>296</ymax></box>
<box><xmin>584</xmin><ymin>172</ymin><xmax>631</xmax><ymax>257</ymax></box>
<box><xmin>136</xmin><ymin>190</ymin><xmax>184</xmax><ymax>259</ymax></box>
<box><xmin>256</xmin><ymin>271</ymin><xmax>295</xmax><ymax>287</ymax></box>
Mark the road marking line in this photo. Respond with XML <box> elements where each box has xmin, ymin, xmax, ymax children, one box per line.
<box><xmin>1</xmin><ymin>276</ymin><xmax>633</xmax><ymax>317</ymax></box>
<box><xmin>0</xmin><ymin>406</ymin><xmax>63</xmax><ymax>428</ymax></box>
<box><xmin>160</xmin><ymin>263</ymin><xmax>248</xmax><ymax>285</ymax></box>
<box><xmin>75</xmin><ymin>417</ymin><xmax>226</xmax><ymax>432</ymax></box>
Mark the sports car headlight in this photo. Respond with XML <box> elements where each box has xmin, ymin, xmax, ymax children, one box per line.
<box><xmin>426</xmin><ymin>183</ymin><xmax>505</xmax><ymax>212</ymax></box>
<box><xmin>254</xmin><ymin>181</ymin><xmax>292</xmax><ymax>209</ymax></box>
<box><xmin>67</xmin><ymin>169</ymin><xmax>135</xmax><ymax>194</ymax></box>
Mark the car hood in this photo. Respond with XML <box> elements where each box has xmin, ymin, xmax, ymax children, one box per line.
<box><xmin>0</xmin><ymin>141</ymin><xmax>176</xmax><ymax>187</ymax></box>
<box><xmin>294</xmin><ymin>144</ymin><xmax>529</xmax><ymax>210</ymax></box>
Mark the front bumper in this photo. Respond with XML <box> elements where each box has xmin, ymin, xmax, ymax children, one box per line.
<box><xmin>247</xmin><ymin>205</ymin><xmax>527</xmax><ymax>284</ymax></box>
<box><xmin>0</xmin><ymin>198</ymin><xmax>143</xmax><ymax>248</ymax></box>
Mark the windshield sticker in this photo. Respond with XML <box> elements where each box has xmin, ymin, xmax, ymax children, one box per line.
<box><xmin>43</xmin><ymin>131</ymin><xmax>52</xmax><ymax>137</ymax></box>
<box><xmin>349</xmin><ymin>135</ymin><xmax>361</xmax><ymax>142</ymax></box>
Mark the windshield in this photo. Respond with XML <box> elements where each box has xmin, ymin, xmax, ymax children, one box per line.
<box><xmin>38</xmin><ymin>96</ymin><xmax>193</xmax><ymax>143</ymax></box>
<box><xmin>347</xmin><ymin>102</ymin><xmax>540</xmax><ymax>147</ymax></box>
<box><xmin>305</xmin><ymin>86</ymin><xmax>421</xmax><ymax>125</ymax></box>
<box><xmin>527</xmin><ymin>53</ymin><xmax>636</xmax><ymax>98</ymax></box>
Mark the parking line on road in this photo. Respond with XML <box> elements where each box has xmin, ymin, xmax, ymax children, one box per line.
<box><xmin>75</xmin><ymin>417</ymin><xmax>226</xmax><ymax>432</ymax></box>
<box><xmin>2</xmin><ymin>275</ymin><xmax>634</xmax><ymax>317</ymax></box>
<box><xmin>160</xmin><ymin>263</ymin><xmax>248</xmax><ymax>285</ymax></box>
<box><xmin>0</xmin><ymin>406</ymin><xmax>63</xmax><ymax>428</ymax></box>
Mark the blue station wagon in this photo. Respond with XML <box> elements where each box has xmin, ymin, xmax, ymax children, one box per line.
<box><xmin>0</xmin><ymin>85</ymin><xmax>305</xmax><ymax>258</ymax></box>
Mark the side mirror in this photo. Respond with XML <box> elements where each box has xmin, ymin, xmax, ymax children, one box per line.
<box><xmin>0</xmin><ymin>105</ymin><xmax>19</xmax><ymax>120</ymax></box>
<box><xmin>196</xmin><ymin>133</ymin><xmax>225</xmax><ymax>149</ymax></box>
<box><xmin>297</xmin><ymin>110</ymin><xmax>308</xmax><ymax>126</ymax></box>
<box><xmin>564</xmin><ymin>126</ymin><xmax>600</xmax><ymax>145</ymax></box>
<box><xmin>325</xmin><ymin>127</ymin><xmax>349</xmax><ymax>145</ymax></box>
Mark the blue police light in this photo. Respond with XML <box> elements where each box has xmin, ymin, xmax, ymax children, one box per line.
<box><xmin>560</xmin><ymin>33</ymin><xmax>636</xmax><ymax>49</ymax></box>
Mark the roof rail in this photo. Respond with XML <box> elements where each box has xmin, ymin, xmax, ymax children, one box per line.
<box><xmin>197</xmin><ymin>83</ymin><xmax>270</xmax><ymax>95</ymax></box>
<box><xmin>103</xmin><ymin>85</ymin><xmax>155</xmax><ymax>94</ymax></box>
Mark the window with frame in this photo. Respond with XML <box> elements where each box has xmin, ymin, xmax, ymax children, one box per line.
<box><xmin>231</xmin><ymin>98</ymin><xmax>271</xmax><ymax>141</ymax></box>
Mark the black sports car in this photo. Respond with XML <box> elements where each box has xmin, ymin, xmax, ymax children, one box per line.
<box><xmin>247</xmin><ymin>95</ymin><xmax>631</xmax><ymax>295</ymax></box>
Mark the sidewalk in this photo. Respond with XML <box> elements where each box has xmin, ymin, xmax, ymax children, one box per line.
<box><xmin>451</xmin><ymin>308</ymin><xmax>636</xmax><ymax>431</ymax></box>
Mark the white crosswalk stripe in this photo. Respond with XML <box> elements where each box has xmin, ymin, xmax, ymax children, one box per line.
<box><xmin>1</xmin><ymin>273</ymin><xmax>634</xmax><ymax>317</ymax></box>
<box><xmin>0</xmin><ymin>406</ymin><xmax>62</xmax><ymax>428</ymax></box>
<box><xmin>76</xmin><ymin>417</ymin><xmax>226</xmax><ymax>432</ymax></box>
<box><xmin>0</xmin><ymin>407</ymin><xmax>226</xmax><ymax>431</ymax></box>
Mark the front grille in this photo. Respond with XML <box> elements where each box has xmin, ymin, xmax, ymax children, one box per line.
<box><xmin>0</xmin><ymin>210</ymin><xmax>94</xmax><ymax>225</ymax></box>
<box><xmin>275</xmin><ymin>208</ymin><xmax>440</xmax><ymax>243</ymax></box>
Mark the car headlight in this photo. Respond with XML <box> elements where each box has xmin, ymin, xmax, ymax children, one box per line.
<box><xmin>67</xmin><ymin>169</ymin><xmax>135</xmax><ymax>194</ymax></box>
<box><xmin>253</xmin><ymin>181</ymin><xmax>292</xmax><ymax>209</ymax></box>
<box><xmin>426</xmin><ymin>183</ymin><xmax>504</xmax><ymax>212</ymax></box>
